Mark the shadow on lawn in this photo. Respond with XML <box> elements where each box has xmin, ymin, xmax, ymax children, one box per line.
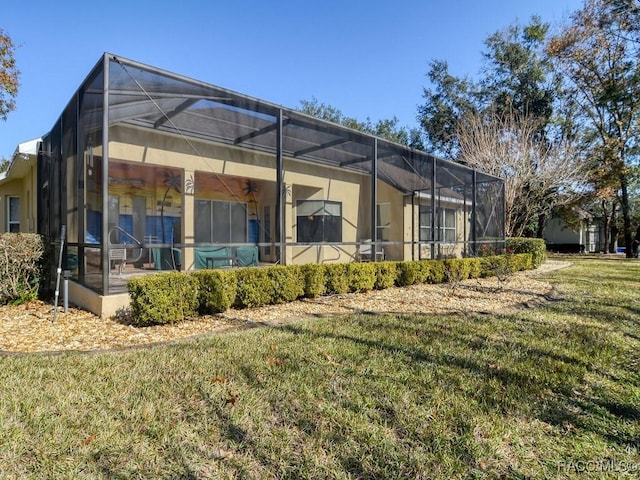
<box><xmin>280</xmin><ymin>306</ymin><xmax>640</xmax><ymax>451</ymax></box>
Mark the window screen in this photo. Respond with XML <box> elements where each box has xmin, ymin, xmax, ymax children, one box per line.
<box><xmin>419</xmin><ymin>205</ymin><xmax>456</xmax><ymax>243</ymax></box>
<box><xmin>296</xmin><ymin>200</ymin><xmax>342</xmax><ymax>242</ymax></box>
<box><xmin>8</xmin><ymin>197</ymin><xmax>20</xmax><ymax>233</ymax></box>
<box><xmin>195</xmin><ymin>199</ymin><xmax>247</xmax><ymax>243</ymax></box>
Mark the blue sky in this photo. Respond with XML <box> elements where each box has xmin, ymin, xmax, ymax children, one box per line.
<box><xmin>1</xmin><ymin>0</ymin><xmax>584</xmax><ymax>159</ymax></box>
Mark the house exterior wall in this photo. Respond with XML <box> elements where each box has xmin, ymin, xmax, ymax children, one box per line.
<box><xmin>108</xmin><ymin>125</ymin><xmax>375</xmax><ymax>266</ymax></box>
<box><xmin>0</xmin><ymin>165</ymin><xmax>37</xmax><ymax>233</ymax></box>
<box><xmin>544</xmin><ymin>216</ymin><xmax>604</xmax><ymax>253</ymax></box>
<box><xmin>2</xmin><ymin>53</ymin><xmax>505</xmax><ymax>318</ymax></box>
<box><xmin>544</xmin><ymin>217</ymin><xmax>581</xmax><ymax>245</ymax></box>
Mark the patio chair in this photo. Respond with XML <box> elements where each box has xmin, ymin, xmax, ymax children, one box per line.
<box><xmin>109</xmin><ymin>247</ymin><xmax>127</xmax><ymax>275</ymax></box>
<box><xmin>357</xmin><ymin>239</ymin><xmax>384</xmax><ymax>261</ymax></box>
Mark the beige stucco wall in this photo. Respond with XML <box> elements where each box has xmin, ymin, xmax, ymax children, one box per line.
<box><xmin>68</xmin><ymin>280</ymin><xmax>130</xmax><ymax>319</ymax></box>
<box><xmin>108</xmin><ymin>125</ymin><xmax>381</xmax><ymax>265</ymax></box>
<box><xmin>0</xmin><ymin>163</ymin><xmax>37</xmax><ymax>233</ymax></box>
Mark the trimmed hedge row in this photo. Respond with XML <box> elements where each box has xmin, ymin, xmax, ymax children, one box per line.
<box><xmin>127</xmin><ymin>252</ymin><xmax>534</xmax><ymax>325</ymax></box>
<box><xmin>506</xmin><ymin>237</ymin><xmax>546</xmax><ymax>269</ymax></box>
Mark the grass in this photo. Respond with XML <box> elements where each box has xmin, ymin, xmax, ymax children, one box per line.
<box><xmin>0</xmin><ymin>257</ymin><xmax>639</xmax><ymax>479</ymax></box>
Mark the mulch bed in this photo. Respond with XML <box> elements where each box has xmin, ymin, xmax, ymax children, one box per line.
<box><xmin>0</xmin><ymin>261</ymin><xmax>571</xmax><ymax>354</ymax></box>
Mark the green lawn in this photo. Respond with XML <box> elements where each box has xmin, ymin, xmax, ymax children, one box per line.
<box><xmin>0</xmin><ymin>257</ymin><xmax>639</xmax><ymax>479</ymax></box>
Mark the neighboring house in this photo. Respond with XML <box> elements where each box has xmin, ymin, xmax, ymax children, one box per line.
<box><xmin>544</xmin><ymin>210</ymin><xmax>605</xmax><ymax>253</ymax></box>
<box><xmin>0</xmin><ymin>138</ymin><xmax>40</xmax><ymax>235</ymax></box>
<box><xmin>0</xmin><ymin>53</ymin><xmax>505</xmax><ymax>317</ymax></box>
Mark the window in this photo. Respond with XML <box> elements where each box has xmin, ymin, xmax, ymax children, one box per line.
<box><xmin>419</xmin><ymin>206</ymin><xmax>432</xmax><ymax>242</ymax></box>
<box><xmin>195</xmin><ymin>199</ymin><xmax>247</xmax><ymax>243</ymax></box>
<box><xmin>8</xmin><ymin>197</ymin><xmax>20</xmax><ymax>232</ymax></box>
<box><xmin>419</xmin><ymin>206</ymin><xmax>456</xmax><ymax>243</ymax></box>
<box><xmin>442</xmin><ymin>208</ymin><xmax>456</xmax><ymax>243</ymax></box>
<box><xmin>376</xmin><ymin>203</ymin><xmax>390</xmax><ymax>242</ymax></box>
<box><xmin>296</xmin><ymin>200</ymin><xmax>342</xmax><ymax>242</ymax></box>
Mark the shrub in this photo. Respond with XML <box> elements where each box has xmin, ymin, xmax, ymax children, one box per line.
<box><xmin>444</xmin><ymin>258</ymin><xmax>482</xmax><ymax>283</ymax></box>
<box><xmin>476</xmin><ymin>242</ymin><xmax>504</xmax><ymax>257</ymax></box>
<box><xmin>373</xmin><ymin>261</ymin><xmax>397</xmax><ymax>290</ymax></box>
<box><xmin>423</xmin><ymin>260</ymin><xmax>446</xmax><ymax>284</ymax></box>
<box><xmin>396</xmin><ymin>261</ymin><xmax>422</xmax><ymax>286</ymax></box>
<box><xmin>268</xmin><ymin>265</ymin><xmax>305</xmax><ymax>304</ymax></box>
<box><xmin>324</xmin><ymin>263</ymin><xmax>349</xmax><ymax>295</ymax></box>
<box><xmin>0</xmin><ymin>233</ymin><xmax>45</xmax><ymax>305</ymax></box>
<box><xmin>479</xmin><ymin>255</ymin><xmax>512</xmax><ymax>279</ymax></box>
<box><xmin>506</xmin><ymin>237</ymin><xmax>546</xmax><ymax>269</ymax></box>
<box><xmin>234</xmin><ymin>268</ymin><xmax>273</xmax><ymax>308</ymax></box>
<box><xmin>347</xmin><ymin>262</ymin><xmax>376</xmax><ymax>293</ymax></box>
<box><xmin>301</xmin><ymin>264</ymin><xmax>326</xmax><ymax>298</ymax></box>
<box><xmin>192</xmin><ymin>269</ymin><xmax>237</xmax><ymax>314</ymax></box>
<box><xmin>508</xmin><ymin>253</ymin><xmax>533</xmax><ymax>272</ymax></box>
<box><xmin>128</xmin><ymin>272</ymin><xmax>199</xmax><ymax>326</ymax></box>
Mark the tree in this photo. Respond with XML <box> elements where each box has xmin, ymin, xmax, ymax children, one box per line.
<box><xmin>547</xmin><ymin>0</ymin><xmax>640</xmax><ymax>257</ymax></box>
<box><xmin>456</xmin><ymin>109</ymin><xmax>585</xmax><ymax>237</ymax></box>
<box><xmin>479</xmin><ymin>17</ymin><xmax>556</xmax><ymax>128</ymax></box>
<box><xmin>298</xmin><ymin>97</ymin><xmax>424</xmax><ymax>149</ymax></box>
<box><xmin>417</xmin><ymin>60</ymin><xmax>478</xmax><ymax>158</ymax></box>
<box><xmin>419</xmin><ymin>17</ymin><xmax>562</xmax><ymax>159</ymax></box>
<box><xmin>419</xmin><ymin>17</ymin><xmax>577</xmax><ymax>237</ymax></box>
<box><xmin>0</xmin><ymin>157</ymin><xmax>10</xmax><ymax>174</ymax></box>
<box><xmin>0</xmin><ymin>29</ymin><xmax>19</xmax><ymax>121</ymax></box>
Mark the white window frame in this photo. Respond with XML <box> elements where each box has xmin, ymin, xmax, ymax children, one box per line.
<box><xmin>419</xmin><ymin>205</ymin><xmax>456</xmax><ymax>243</ymax></box>
<box><xmin>376</xmin><ymin>203</ymin><xmax>391</xmax><ymax>242</ymax></box>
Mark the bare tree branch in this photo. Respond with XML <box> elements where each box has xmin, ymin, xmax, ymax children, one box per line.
<box><xmin>456</xmin><ymin>109</ymin><xmax>586</xmax><ymax>236</ymax></box>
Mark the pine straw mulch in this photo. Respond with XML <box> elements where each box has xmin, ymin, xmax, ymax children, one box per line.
<box><xmin>0</xmin><ymin>260</ymin><xmax>571</xmax><ymax>354</ymax></box>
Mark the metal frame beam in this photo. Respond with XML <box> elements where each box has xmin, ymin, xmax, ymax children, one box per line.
<box><xmin>102</xmin><ymin>54</ymin><xmax>111</xmax><ymax>295</ymax></box>
<box><xmin>371</xmin><ymin>139</ymin><xmax>378</xmax><ymax>257</ymax></box>
<box><xmin>293</xmin><ymin>138</ymin><xmax>349</xmax><ymax>157</ymax></box>
<box><xmin>275</xmin><ymin>109</ymin><xmax>285</xmax><ymax>264</ymax></box>
<box><xmin>234</xmin><ymin>118</ymin><xmax>289</xmax><ymax>145</ymax></box>
<box><xmin>153</xmin><ymin>99</ymin><xmax>198</xmax><ymax>128</ymax></box>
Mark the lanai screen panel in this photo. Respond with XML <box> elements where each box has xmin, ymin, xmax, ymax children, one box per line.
<box><xmin>475</xmin><ymin>171</ymin><xmax>505</xmax><ymax>244</ymax></box>
<box><xmin>106</xmin><ymin>57</ymin><xmax>380</xmax><ymax>265</ymax></box>
<box><xmin>99</xmin><ymin>55</ymin><xmax>504</xmax><ymax>267</ymax></box>
<box><xmin>107</xmin><ymin>58</ymin><xmax>379</xmax><ymax>174</ymax></box>
<box><xmin>436</xmin><ymin>161</ymin><xmax>474</xmax><ymax>251</ymax></box>
<box><xmin>78</xmin><ymin>66</ymin><xmax>105</xmax><ymax>293</ymax></box>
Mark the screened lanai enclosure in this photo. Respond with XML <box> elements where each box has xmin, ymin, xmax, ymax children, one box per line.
<box><xmin>38</xmin><ymin>53</ymin><xmax>504</xmax><ymax>297</ymax></box>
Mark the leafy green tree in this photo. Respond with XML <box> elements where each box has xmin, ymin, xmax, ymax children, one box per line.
<box><xmin>0</xmin><ymin>29</ymin><xmax>19</xmax><ymax>121</ymax></box>
<box><xmin>479</xmin><ymin>17</ymin><xmax>557</xmax><ymax>138</ymax></box>
<box><xmin>0</xmin><ymin>157</ymin><xmax>10</xmax><ymax>174</ymax></box>
<box><xmin>548</xmin><ymin>0</ymin><xmax>640</xmax><ymax>256</ymax></box>
<box><xmin>417</xmin><ymin>60</ymin><xmax>478</xmax><ymax>157</ymax></box>
<box><xmin>419</xmin><ymin>17</ymin><xmax>577</xmax><ymax>237</ymax></box>
<box><xmin>419</xmin><ymin>17</ymin><xmax>562</xmax><ymax>158</ymax></box>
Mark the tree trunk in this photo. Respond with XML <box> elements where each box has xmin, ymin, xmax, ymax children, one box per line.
<box><xmin>619</xmin><ymin>174</ymin><xmax>634</xmax><ymax>258</ymax></box>
<box><xmin>536</xmin><ymin>213</ymin><xmax>546</xmax><ymax>238</ymax></box>
<box><xmin>600</xmin><ymin>200</ymin><xmax>609</xmax><ymax>254</ymax></box>
<box><xmin>608</xmin><ymin>201</ymin><xmax>618</xmax><ymax>253</ymax></box>
<box><xmin>609</xmin><ymin>223</ymin><xmax>618</xmax><ymax>253</ymax></box>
